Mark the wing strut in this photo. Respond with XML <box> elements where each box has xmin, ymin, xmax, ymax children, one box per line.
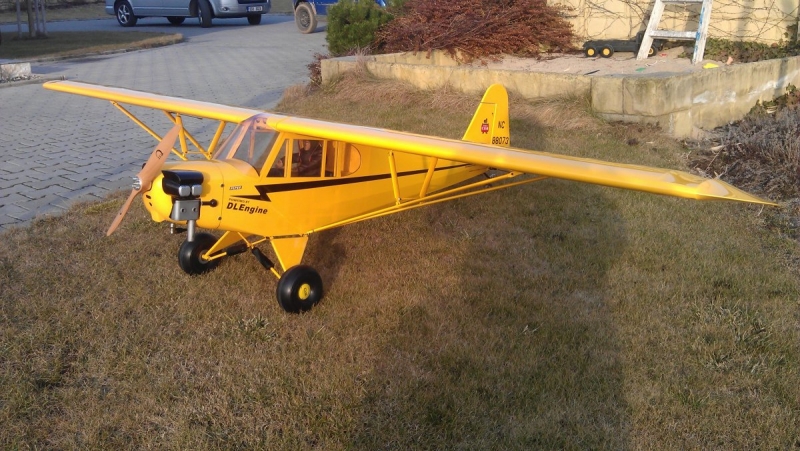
<box><xmin>311</xmin><ymin>172</ymin><xmax>549</xmax><ymax>233</ymax></box>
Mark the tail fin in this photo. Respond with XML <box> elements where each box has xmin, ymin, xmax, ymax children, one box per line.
<box><xmin>462</xmin><ymin>84</ymin><xmax>510</xmax><ymax>147</ymax></box>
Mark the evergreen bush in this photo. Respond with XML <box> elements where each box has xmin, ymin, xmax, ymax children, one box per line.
<box><xmin>326</xmin><ymin>0</ymin><xmax>393</xmax><ymax>56</ymax></box>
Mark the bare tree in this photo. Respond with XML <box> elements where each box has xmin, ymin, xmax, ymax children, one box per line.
<box><xmin>17</xmin><ymin>0</ymin><xmax>47</xmax><ymax>38</ymax></box>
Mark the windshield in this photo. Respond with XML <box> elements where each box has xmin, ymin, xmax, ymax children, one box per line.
<box><xmin>214</xmin><ymin>114</ymin><xmax>278</xmax><ymax>173</ymax></box>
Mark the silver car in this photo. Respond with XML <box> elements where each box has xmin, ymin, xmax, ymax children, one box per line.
<box><xmin>107</xmin><ymin>0</ymin><xmax>271</xmax><ymax>28</ymax></box>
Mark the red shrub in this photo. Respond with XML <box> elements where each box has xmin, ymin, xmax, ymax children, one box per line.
<box><xmin>376</xmin><ymin>0</ymin><xmax>576</xmax><ymax>62</ymax></box>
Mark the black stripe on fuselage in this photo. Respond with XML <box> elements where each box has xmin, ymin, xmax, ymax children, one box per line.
<box><xmin>233</xmin><ymin>164</ymin><xmax>472</xmax><ymax>202</ymax></box>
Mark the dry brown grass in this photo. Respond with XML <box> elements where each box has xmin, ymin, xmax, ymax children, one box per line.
<box><xmin>2</xmin><ymin>75</ymin><xmax>799</xmax><ymax>449</ymax></box>
<box><xmin>0</xmin><ymin>32</ymin><xmax>183</xmax><ymax>61</ymax></box>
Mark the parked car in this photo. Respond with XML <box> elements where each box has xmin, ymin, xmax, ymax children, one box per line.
<box><xmin>293</xmin><ymin>0</ymin><xmax>385</xmax><ymax>33</ymax></box>
<box><xmin>107</xmin><ymin>0</ymin><xmax>271</xmax><ymax>28</ymax></box>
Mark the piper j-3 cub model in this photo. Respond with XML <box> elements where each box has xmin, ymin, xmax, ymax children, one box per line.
<box><xmin>44</xmin><ymin>81</ymin><xmax>774</xmax><ymax>313</ymax></box>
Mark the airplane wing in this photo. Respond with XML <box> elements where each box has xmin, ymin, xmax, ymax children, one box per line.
<box><xmin>269</xmin><ymin>116</ymin><xmax>774</xmax><ymax>205</ymax></box>
<box><xmin>44</xmin><ymin>80</ymin><xmax>262</xmax><ymax>124</ymax></box>
<box><xmin>45</xmin><ymin>80</ymin><xmax>772</xmax><ymax>205</ymax></box>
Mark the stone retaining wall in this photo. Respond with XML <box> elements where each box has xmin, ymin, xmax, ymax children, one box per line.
<box><xmin>321</xmin><ymin>51</ymin><xmax>800</xmax><ymax>137</ymax></box>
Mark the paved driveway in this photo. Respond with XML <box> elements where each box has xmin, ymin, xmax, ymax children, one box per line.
<box><xmin>0</xmin><ymin>15</ymin><xmax>327</xmax><ymax>230</ymax></box>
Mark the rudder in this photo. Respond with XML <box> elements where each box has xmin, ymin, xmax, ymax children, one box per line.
<box><xmin>461</xmin><ymin>84</ymin><xmax>510</xmax><ymax>147</ymax></box>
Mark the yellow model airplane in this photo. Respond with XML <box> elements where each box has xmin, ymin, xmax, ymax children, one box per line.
<box><xmin>44</xmin><ymin>80</ymin><xmax>773</xmax><ymax>312</ymax></box>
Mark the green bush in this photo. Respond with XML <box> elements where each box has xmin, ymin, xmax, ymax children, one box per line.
<box><xmin>326</xmin><ymin>0</ymin><xmax>393</xmax><ymax>56</ymax></box>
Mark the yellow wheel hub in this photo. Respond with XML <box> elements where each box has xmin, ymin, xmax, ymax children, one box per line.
<box><xmin>298</xmin><ymin>283</ymin><xmax>311</xmax><ymax>300</ymax></box>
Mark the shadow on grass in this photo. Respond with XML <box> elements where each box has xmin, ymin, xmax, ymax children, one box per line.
<box><xmin>346</xmin><ymin>179</ymin><xmax>630</xmax><ymax>448</ymax></box>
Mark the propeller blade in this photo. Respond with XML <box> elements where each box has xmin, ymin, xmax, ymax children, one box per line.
<box><xmin>106</xmin><ymin>125</ymin><xmax>181</xmax><ymax>236</ymax></box>
<box><xmin>106</xmin><ymin>190</ymin><xmax>139</xmax><ymax>236</ymax></box>
<box><xmin>137</xmin><ymin>124</ymin><xmax>181</xmax><ymax>192</ymax></box>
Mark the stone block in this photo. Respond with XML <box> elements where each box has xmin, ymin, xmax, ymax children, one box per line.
<box><xmin>0</xmin><ymin>62</ymin><xmax>31</xmax><ymax>81</ymax></box>
<box><xmin>591</xmin><ymin>76</ymin><xmax>625</xmax><ymax>115</ymax></box>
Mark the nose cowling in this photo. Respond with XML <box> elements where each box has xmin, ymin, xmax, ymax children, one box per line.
<box><xmin>144</xmin><ymin>170</ymin><xmax>205</xmax><ymax>223</ymax></box>
<box><xmin>162</xmin><ymin>170</ymin><xmax>204</xmax><ymax>200</ymax></box>
<box><xmin>143</xmin><ymin>161</ymin><xmax>224</xmax><ymax>229</ymax></box>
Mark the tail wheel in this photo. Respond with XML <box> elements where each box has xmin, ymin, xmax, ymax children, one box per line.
<box><xmin>584</xmin><ymin>46</ymin><xmax>597</xmax><ymax>58</ymax></box>
<box><xmin>294</xmin><ymin>2</ymin><xmax>317</xmax><ymax>34</ymax></box>
<box><xmin>276</xmin><ymin>265</ymin><xmax>323</xmax><ymax>313</ymax></box>
<box><xmin>601</xmin><ymin>45</ymin><xmax>614</xmax><ymax>58</ymax></box>
<box><xmin>178</xmin><ymin>232</ymin><xmax>220</xmax><ymax>275</ymax></box>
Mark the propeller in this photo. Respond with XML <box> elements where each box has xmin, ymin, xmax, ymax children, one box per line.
<box><xmin>107</xmin><ymin>125</ymin><xmax>181</xmax><ymax>236</ymax></box>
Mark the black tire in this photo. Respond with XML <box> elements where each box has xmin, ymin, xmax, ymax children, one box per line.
<box><xmin>198</xmin><ymin>0</ymin><xmax>213</xmax><ymax>28</ymax></box>
<box><xmin>167</xmin><ymin>16</ymin><xmax>185</xmax><ymax>25</ymax></box>
<box><xmin>648</xmin><ymin>46</ymin><xmax>657</xmax><ymax>57</ymax></box>
<box><xmin>115</xmin><ymin>0</ymin><xmax>137</xmax><ymax>27</ymax></box>
<box><xmin>276</xmin><ymin>265</ymin><xmax>323</xmax><ymax>313</ymax></box>
<box><xmin>294</xmin><ymin>2</ymin><xmax>317</xmax><ymax>34</ymax></box>
<box><xmin>600</xmin><ymin>45</ymin><xmax>614</xmax><ymax>58</ymax></box>
<box><xmin>247</xmin><ymin>14</ymin><xmax>261</xmax><ymax>25</ymax></box>
<box><xmin>178</xmin><ymin>232</ymin><xmax>220</xmax><ymax>275</ymax></box>
<box><xmin>584</xmin><ymin>46</ymin><xmax>597</xmax><ymax>58</ymax></box>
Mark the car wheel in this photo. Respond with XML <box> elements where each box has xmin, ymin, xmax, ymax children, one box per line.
<box><xmin>198</xmin><ymin>0</ymin><xmax>213</xmax><ymax>28</ymax></box>
<box><xmin>115</xmin><ymin>0</ymin><xmax>137</xmax><ymax>27</ymax></box>
<box><xmin>294</xmin><ymin>2</ymin><xmax>317</xmax><ymax>34</ymax></box>
<box><xmin>584</xmin><ymin>46</ymin><xmax>597</xmax><ymax>58</ymax></box>
<box><xmin>601</xmin><ymin>45</ymin><xmax>614</xmax><ymax>58</ymax></box>
<box><xmin>247</xmin><ymin>14</ymin><xmax>261</xmax><ymax>25</ymax></box>
<box><xmin>167</xmin><ymin>16</ymin><xmax>185</xmax><ymax>25</ymax></box>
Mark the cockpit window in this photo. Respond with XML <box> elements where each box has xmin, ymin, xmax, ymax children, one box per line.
<box><xmin>214</xmin><ymin>114</ymin><xmax>278</xmax><ymax>174</ymax></box>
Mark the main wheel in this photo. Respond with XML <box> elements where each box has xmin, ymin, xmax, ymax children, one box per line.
<box><xmin>247</xmin><ymin>14</ymin><xmax>261</xmax><ymax>25</ymax></box>
<box><xmin>600</xmin><ymin>45</ymin><xmax>614</xmax><ymax>58</ymax></box>
<box><xmin>294</xmin><ymin>2</ymin><xmax>317</xmax><ymax>34</ymax></box>
<box><xmin>276</xmin><ymin>265</ymin><xmax>323</xmax><ymax>313</ymax></box>
<box><xmin>198</xmin><ymin>0</ymin><xmax>213</xmax><ymax>28</ymax></box>
<box><xmin>178</xmin><ymin>232</ymin><xmax>220</xmax><ymax>275</ymax></box>
<box><xmin>115</xmin><ymin>0</ymin><xmax>137</xmax><ymax>27</ymax></box>
<box><xmin>584</xmin><ymin>46</ymin><xmax>597</xmax><ymax>58</ymax></box>
<box><xmin>167</xmin><ymin>16</ymin><xmax>185</xmax><ymax>25</ymax></box>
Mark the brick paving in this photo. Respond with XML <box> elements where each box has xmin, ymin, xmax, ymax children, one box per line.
<box><xmin>0</xmin><ymin>15</ymin><xmax>327</xmax><ymax>230</ymax></box>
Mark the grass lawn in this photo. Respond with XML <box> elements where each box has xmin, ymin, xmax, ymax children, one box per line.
<box><xmin>0</xmin><ymin>31</ymin><xmax>182</xmax><ymax>60</ymax></box>
<box><xmin>1</xmin><ymin>75</ymin><xmax>798</xmax><ymax>449</ymax></box>
<box><xmin>0</xmin><ymin>2</ymin><xmax>108</xmax><ymax>24</ymax></box>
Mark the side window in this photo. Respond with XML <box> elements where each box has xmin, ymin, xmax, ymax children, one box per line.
<box><xmin>265</xmin><ymin>138</ymin><xmax>362</xmax><ymax>178</ymax></box>
<box><xmin>293</xmin><ymin>139</ymin><xmax>325</xmax><ymax>178</ymax></box>
<box><xmin>266</xmin><ymin>140</ymin><xmax>289</xmax><ymax>177</ymax></box>
<box><xmin>339</xmin><ymin>142</ymin><xmax>361</xmax><ymax>176</ymax></box>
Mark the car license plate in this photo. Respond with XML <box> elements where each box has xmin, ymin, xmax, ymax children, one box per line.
<box><xmin>247</xmin><ymin>6</ymin><xmax>262</xmax><ymax>11</ymax></box>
